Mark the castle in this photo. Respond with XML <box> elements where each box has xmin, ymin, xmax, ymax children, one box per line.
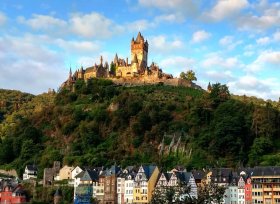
<box><xmin>62</xmin><ymin>32</ymin><xmax>198</xmax><ymax>88</ymax></box>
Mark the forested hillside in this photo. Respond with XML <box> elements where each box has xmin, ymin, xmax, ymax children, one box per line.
<box><xmin>0</xmin><ymin>79</ymin><xmax>279</xmax><ymax>177</ymax></box>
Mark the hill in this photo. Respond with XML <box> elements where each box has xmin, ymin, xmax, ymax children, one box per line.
<box><xmin>0</xmin><ymin>79</ymin><xmax>279</xmax><ymax>176</ymax></box>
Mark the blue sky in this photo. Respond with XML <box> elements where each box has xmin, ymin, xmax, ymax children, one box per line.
<box><xmin>0</xmin><ymin>0</ymin><xmax>280</xmax><ymax>100</ymax></box>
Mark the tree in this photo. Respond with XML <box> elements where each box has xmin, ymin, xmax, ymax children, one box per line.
<box><xmin>209</xmin><ymin>83</ymin><xmax>230</xmax><ymax>106</ymax></box>
<box><xmin>151</xmin><ymin>182</ymin><xmax>226</xmax><ymax>204</ymax></box>
<box><xmin>180</xmin><ymin>70</ymin><xmax>197</xmax><ymax>82</ymax></box>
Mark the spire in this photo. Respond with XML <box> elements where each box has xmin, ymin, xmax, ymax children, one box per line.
<box><xmin>114</xmin><ymin>53</ymin><xmax>118</xmax><ymax>64</ymax></box>
<box><xmin>69</xmin><ymin>67</ymin><xmax>72</xmax><ymax>79</ymax></box>
<box><xmin>100</xmin><ymin>55</ymin><xmax>103</xmax><ymax>66</ymax></box>
<box><xmin>207</xmin><ymin>82</ymin><xmax>212</xmax><ymax>92</ymax></box>
<box><xmin>136</xmin><ymin>32</ymin><xmax>144</xmax><ymax>43</ymax></box>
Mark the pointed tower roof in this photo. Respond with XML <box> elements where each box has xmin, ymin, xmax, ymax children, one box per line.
<box><xmin>135</xmin><ymin>32</ymin><xmax>144</xmax><ymax>43</ymax></box>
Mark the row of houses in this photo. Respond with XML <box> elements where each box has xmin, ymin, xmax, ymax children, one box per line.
<box><xmin>73</xmin><ymin>165</ymin><xmax>197</xmax><ymax>204</ymax></box>
<box><xmin>205</xmin><ymin>167</ymin><xmax>280</xmax><ymax>204</ymax></box>
<box><xmin>23</xmin><ymin>163</ymin><xmax>280</xmax><ymax>204</ymax></box>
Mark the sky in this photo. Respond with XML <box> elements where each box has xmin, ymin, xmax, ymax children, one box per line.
<box><xmin>0</xmin><ymin>0</ymin><xmax>279</xmax><ymax>100</ymax></box>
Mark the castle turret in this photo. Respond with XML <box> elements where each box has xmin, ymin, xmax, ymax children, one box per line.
<box><xmin>114</xmin><ymin>53</ymin><xmax>118</xmax><ymax>65</ymax></box>
<box><xmin>54</xmin><ymin>188</ymin><xmax>62</xmax><ymax>204</ymax></box>
<box><xmin>207</xmin><ymin>82</ymin><xmax>212</xmax><ymax>93</ymax></box>
<box><xmin>68</xmin><ymin>67</ymin><xmax>72</xmax><ymax>82</ymax></box>
<box><xmin>100</xmin><ymin>55</ymin><xmax>103</xmax><ymax>66</ymax></box>
<box><xmin>78</xmin><ymin>66</ymin><xmax>84</xmax><ymax>79</ymax></box>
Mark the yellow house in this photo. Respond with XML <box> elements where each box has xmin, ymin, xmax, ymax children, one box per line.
<box><xmin>59</xmin><ymin>165</ymin><xmax>74</xmax><ymax>180</ymax></box>
<box><xmin>250</xmin><ymin>166</ymin><xmax>280</xmax><ymax>204</ymax></box>
<box><xmin>133</xmin><ymin>165</ymin><xmax>159</xmax><ymax>204</ymax></box>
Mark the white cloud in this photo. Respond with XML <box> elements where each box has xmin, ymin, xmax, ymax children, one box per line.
<box><xmin>154</xmin><ymin>13</ymin><xmax>185</xmax><ymax>24</ymax></box>
<box><xmin>126</xmin><ymin>19</ymin><xmax>155</xmax><ymax>31</ymax></box>
<box><xmin>55</xmin><ymin>39</ymin><xmax>100</xmax><ymax>53</ymax></box>
<box><xmin>219</xmin><ymin>35</ymin><xmax>242</xmax><ymax>50</ymax></box>
<box><xmin>0</xmin><ymin>12</ymin><xmax>7</xmax><ymax>25</ymax></box>
<box><xmin>191</xmin><ymin>30</ymin><xmax>211</xmax><ymax>43</ymax></box>
<box><xmin>202</xmin><ymin>0</ymin><xmax>248</xmax><ymax>21</ymax></box>
<box><xmin>205</xmin><ymin>70</ymin><xmax>234</xmax><ymax>81</ymax></box>
<box><xmin>138</xmin><ymin>0</ymin><xmax>198</xmax><ymax>16</ymax></box>
<box><xmin>219</xmin><ymin>36</ymin><xmax>234</xmax><ymax>46</ymax></box>
<box><xmin>273</xmin><ymin>31</ymin><xmax>280</xmax><ymax>41</ymax></box>
<box><xmin>256</xmin><ymin>37</ymin><xmax>270</xmax><ymax>45</ymax></box>
<box><xmin>201</xmin><ymin>53</ymin><xmax>242</xmax><ymax>69</ymax></box>
<box><xmin>246</xmin><ymin>50</ymin><xmax>280</xmax><ymax>73</ymax></box>
<box><xmin>159</xmin><ymin>56</ymin><xmax>195</xmax><ymax>76</ymax></box>
<box><xmin>149</xmin><ymin>35</ymin><xmax>184</xmax><ymax>52</ymax></box>
<box><xmin>228</xmin><ymin>75</ymin><xmax>280</xmax><ymax>100</ymax></box>
<box><xmin>256</xmin><ymin>50</ymin><xmax>280</xmax><ymax>65</ymax></box>
<box><xmin>70</xmin><ymin>12</ymin><xmax>124</xmax><ymax>38</ymax></box>
<box><xmin>236</xmin><ymin>2</ymin><xmax>280</xmax><ymax>32</ymax></box>
<box><xmin>0</xmin><ymin>35</ymin><xmax>66</xmax><ymax>94</ymax></box>
<box><xmin>18</xmin><ymin>14</ymin><xmax>67</xmax><ymax>30</ymax></box>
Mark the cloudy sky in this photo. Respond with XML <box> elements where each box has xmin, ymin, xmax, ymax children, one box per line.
<box><xmin>0</xmin><ymin>0</ymin><xmax>279</xmax><ymax>100</ymax></box>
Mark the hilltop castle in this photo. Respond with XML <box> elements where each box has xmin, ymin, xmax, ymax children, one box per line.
<box><xmin>62</xmin><ymin>32</ymin><xmax>198</xmax><ymax>88</ymax></box>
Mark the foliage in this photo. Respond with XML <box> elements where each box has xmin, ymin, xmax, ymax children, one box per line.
<box><xmin>0</xmin><ymin>79</ymin><xmax>279</xmax><ymax>176</ymax></box>
<box><xmin>180</xmin><ymin>70</ymin><xmax>197</xmax><ymax>82</ymax></box>
<box><xmin>151</xmin><ymin>182</ymin><xmax>226</xmax><ymax>204</ymax></box>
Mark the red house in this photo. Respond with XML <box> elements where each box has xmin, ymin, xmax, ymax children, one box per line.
<box><xmin>245</xmin><ymin>177</ymin><xmax>252</xmax><ymax>204</ymax></box>
<box><xmin>0</xmin><ymin>184</ymin><xmax>27</xmax><ymax>204</ymax></box>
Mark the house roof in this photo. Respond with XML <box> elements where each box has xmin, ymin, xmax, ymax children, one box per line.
<box><xmin>211</xmin><ymin>168</ymin><xmax>233</xmax><ymax>184</ymax></box>
<box><xmin>175</xmin><ymin>172</ymin><xmax>192</xmax><ymax>184</ymax></box>
<box><xmin>251</xmin><ymin>166</ymin><xmax>280</xmax><ymax>176</ymax></box>
<box><xmin>26</xmin><ymin>165</ymin><xmax>38</xmax><ymax>171</ymax></box>
<box><xmin>79</xmin><ymin>170</ymin><xmax>99</xmax><ymax>182</ymax></box>
<box><xmin>192</xmin><ymin>170</ymin><xmax>205</xmax><ymax>180</ymax></box>
<box><xmin>104</xmin><ymin>165</ymin><xmax>121</xmax><ymax>176</ymax></box>
<box><xmin>142</xmin><ymin>165</ymin><xmax>157</xmax><ymax>180</ymax></box>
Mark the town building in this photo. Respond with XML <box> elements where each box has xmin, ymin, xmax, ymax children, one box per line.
<box><xmin>133</xmin><ymin>165</ymin><xmax>160</xmax><ymax>204</ymax></box>
<box><xmin>0</xmin><ymin>183</ymin><xmax>27</xmax><ymax>203</ymax></box>
<box><xmin>23</xmin><ymin>165</ymin><xmax>38</xmax><ymax>180</ymax></box>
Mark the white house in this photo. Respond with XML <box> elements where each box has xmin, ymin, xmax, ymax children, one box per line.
<box><xmin>168</xmin><ymin>171</ymin><xmax>198</xmax><ymax>200</ymax></box>
<box><xmin>124</xmin><ymin>173</ymin><xmax>134</xmax><ymax>204</ymax></box>
<box><xmin>237</xmin><ymin>174</ymin><xmax>246</xmax><ymax>204</ymax></box>
<box><xmin>23</xmin><ymin>165</ymin><xmax>38</xmax><ymax>180</ymax></box>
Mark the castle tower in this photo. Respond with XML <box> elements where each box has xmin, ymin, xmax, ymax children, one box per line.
<box><xmin>54</xmin><ymin>188</ymin><xmax>62</xmax><ymax>204</ymax></box>
<box><xmin>131</xmin><ymin>32</ymin><xmax>148</xmax><ymax>73</ymax></box>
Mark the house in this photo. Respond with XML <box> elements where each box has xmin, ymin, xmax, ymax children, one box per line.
<box><xmin>192</xmin><ymin>170</ymin><xmax>206</xmax><ymax>187</ymax></box>
<box><xmin>23</xmin><ymin>165</ymin><xmax>38</xmax><ymax>180</ymax></box>
<box><xmin>245</xmin><ymin>177</ymin><xmax>252</xmax><ymax>204</ymax></box>
<box><xmin>58</xmin><ymin>165</ymin><xmax>74</xmax><ymax>180</ymax></box>
<box><xmin>156</xmin><ymin>172</ymin><xmax>171</xmax><ymax>188</ymax></box>
<box><xmin>0</xmin><ymin>183</ymin><xmax>27</xmax><ymax>203</ymax></box>
<box><xmin>133</xmin><ymin>165</ymin><xmax>160</xmax><ymax>204</ymax></box>
<box><xmin>237</xmin><ymin>174</ymin><xmax>246</xmax><ymax>204</ymax></box>
<box><xmin>74</xmin><ymin>169</ymin><xmax>99</xmax><ymax>204</ymax></box>
<box><xmin>250</xmin><ymin>166</ymin><xmax>280</xmax><ymax>204</ymax></box>
<box><xmin>103</xmin><ymin>165</ymin><xmax>121</xmax><ymax>204</ymax></box>
<box><xmin>124</xmin><ymin>171</ymin><xmax>137</xmax><ymax>204</ymax></box>
<box><xmin>72</xmin><ymin>166</ymin><xmax>84</xmax><ymax>180</ymax></box>
<box><xmin>117</xmin><ymin>166</ymin><xmax>138</xmax><ymax>204</ymax></box>
<box><xmin>210</xmin><ymin>168</ymin><xmax>233</xmax><ymax>186</ymax></box>
<box><xmin>96</xmin><ymin>171</ymin><xmax>105</xmax><ymax>204</ymax></box>
<box><xmin>167</xmin><ymin>170</ymin><xmax>198</xmax><ymax>200</ymax></box>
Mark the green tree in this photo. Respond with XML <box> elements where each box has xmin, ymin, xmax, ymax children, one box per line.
<box><xmin>180</xmin><ymin>70</ymin><xmax>197</xmax><ymax>82</ymax></box>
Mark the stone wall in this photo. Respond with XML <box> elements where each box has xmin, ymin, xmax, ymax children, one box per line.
<box><xmin>110</xmin><ymin>77</ymin><xmax>201</xmax><ymax>89</ymax></box>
